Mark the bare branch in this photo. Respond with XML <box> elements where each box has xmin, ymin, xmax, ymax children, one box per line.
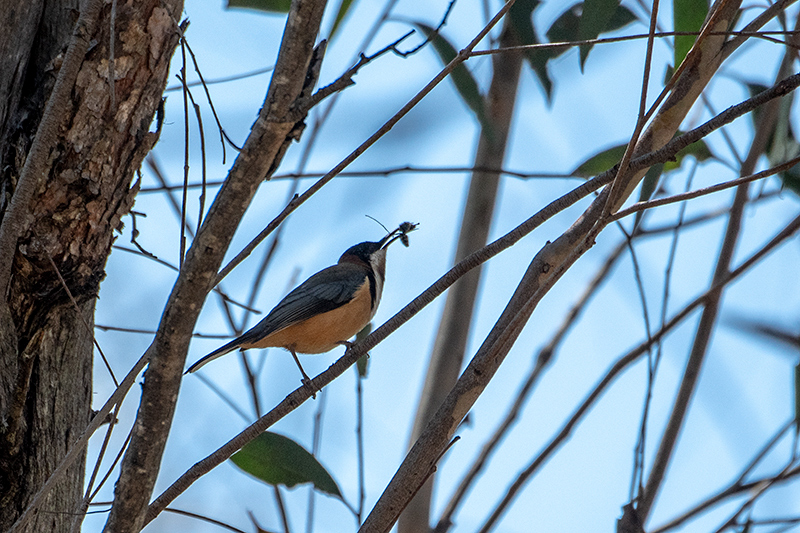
<box><xmin>611</xmin><ymin>156</ymin><xmax>800</xmax><ymax>222</ymax></box>
<box><xmin>477</xmin><ymin>213</ymin><xmax>800</xmax><ymax>533</ymax></box>
<box><xmin>102</xmin><ymin>1</ymin><xmax>330</xmax><ymax>530</ymax></box>
<box><xmin>637</xmin><ymin>18</ymin><xmax>800</xmax><ymax>520</ymax></box>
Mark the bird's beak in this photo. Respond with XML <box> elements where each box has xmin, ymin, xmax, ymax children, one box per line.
<box><xmin>378</xmin><ymin>221</ymin><xmax>418</xmax><ymax>249</ymax></box>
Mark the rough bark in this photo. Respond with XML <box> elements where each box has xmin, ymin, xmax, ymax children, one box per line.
<box><xmin>0</xmin><ymin>0</ymin><xmax>184</xmax><ymax>531</ymax></box>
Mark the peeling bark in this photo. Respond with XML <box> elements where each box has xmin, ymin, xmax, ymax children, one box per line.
<box><xmin>0</xmin><ymin>0</ymin><xmax>184</xmax><ymax>531</ymax></box>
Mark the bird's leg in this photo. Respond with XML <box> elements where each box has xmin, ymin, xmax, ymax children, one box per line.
<box><xmin>289</xmin><ymin>349</ymin><xmax>316</xmax><ymax>399</ymax></box>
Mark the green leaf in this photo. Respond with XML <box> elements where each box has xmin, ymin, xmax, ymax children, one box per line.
<box><xmin>231</xmin><ymin>432</ymin><xmax>342</xmax><ymax>498</ymax></box>
<box><xmin>572</xmin><ymin>143</ymin><xmax>627</xmax><ymax>177</ymax></box>
<box><xmin>578</xmin><ymin>0</ymin><xmax>621</xmax><ymax>68</ymax></box>
<box><xmin>517</xmin><ymin>3</ymin><xmax>636</xmax><ymax>100</ymax></box>
<box><xmin>545</xmin><ymin>4</ymin><xmax>580</xmax><ymax>56</ymax></box>
<box><xmin>664</xmin><ymin>135</ymin><xmax>714</xmax><ymax>172</ymax></box>
<box><xmin>607</xmin><ymin>5</ymin><xmax>638</xmax><ymax>31</ymax></box>
<box><xmin>508</xmin><ymin>0</ymin><xmax>553</xmax><ymax>100</ymax></box>
<box><xmin>355</xmin><ymin>322</ymin><xmax>372</xmax><ymax>377</ymax></box>
<box><xmin>226</xmin><ymin>0</ymin><xmax>291</xmax><ymax>13</ymax></box>
<box><xmin>414</xmin><ymin>23</ymin><xmax>490</xmax><ymax>133</ymax></box>
<box><xmin>549</xmin><ymin>4</ymin><xmax>636</xmax><ymax>52</ymax></box>
<box><xmin>673</xmin><ymin>0</ymin><xmax>709</xmax><ymax>68</ymax></box>
<box><xmin>746</xmin><ymin>82</ymin><xmax>800</xmax><ymax>196</ymax></box>
<box><xmin>779</xmin><ymin>159</ymin><xmax>800</xmax><ymax>196</ymax></box>
<box><xmin>573</xmin><ymin>135</ymin><xmax>714</xmax><ymax>178</ymax></box>
<box><xmin>329</xmin><ymin>0</ymin><xmax>356</xmax><ymax>40</ymax></box>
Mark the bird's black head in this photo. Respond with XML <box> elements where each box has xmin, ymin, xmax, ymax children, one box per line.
<box><xmin>338</xmin><ymin>222</ymin><xmax>418</xmax><ymax>266</ymax></box>
<box><xmin>339</xmin><ymin>241</ymin><xmax>382</xmax><ymax>265</ymax></box>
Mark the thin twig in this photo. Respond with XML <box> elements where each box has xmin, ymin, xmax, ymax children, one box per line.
<box><xmin>95</xmin><ymin>323</ymin><xmax>231</xmax><ymax>338</ymax></box>
<box><xmin>145</xmin><ymin>154</ymin><xmax>195</xmax><ymax>238</ymax></box>
<box><xmin>285</xmin><ymin>30</ymin><xmax>415</xmax><ymax>122</ymax></box>
<box><xmin>69</xmin><ymin>403</ymin><xmax>121</xmax><ymax>533</ymax></box>
<box><xmin>602</xmin><ymin>0</ymin><xmax>660</xmax><ymax>214</ymax></box>
<box><xmin>476</xmin><ymin>213</ymin><xmax>800</xmax><ymax>533</ymax></box>
<box><xmin>163</xmin><ymin>507</ymin><xmax>249</xmax><ymax>533</ymax></box>
<box><xmin>183</xmin><ymin>83</ymin><xmax>207</xmax><ymax>236</ymax></box>
<box><xmin>611</xmin><ymin>156</ymin><xmax>800</xmax><ymax>221</ymax></box>
<box><xmin>41</xmin><ymin>243</ymin><xmax>118</xmax><ymax>387</ymax></box>
<box><xmin>651</xmin><ymin>420</ymin><xmax>795</xmax><ymax>533</ymax></box>
<box><xmin>165</xmin><ymin>65</ymin><xmax>275</xmax><ymax>93</ymax></box>
<box><xmin>181</xmin><ymin>36</ymin><xmax>230</xmax><ymax>163</ymax></box>
<box><xmin>468</xmin><ymin>29</ymin><xmax>800</xmax><ymax>56</ymax></box>
<box><xmin>137</xmin><ymin>166</ymin><xmax>580</xmax><ymax>192</ymax></box>
<box><xmin>112</xmin><ymin>244</ymin><xmax>258</xmax><ymax>313</ymax></box>
<box><xmin>195</xmin><ymin>373</ymin><xmax>251</xmax><ymax>423</ymax></box>
<box><xmin>394</xmin><ymin>0</ymin><xmax>456</xmax><ymax>56</ymax></box>
<box><xmin>307</xmin><ymin>387</ymin><xmax>328</xmax><ymax>533</ymax></box>
<box><xmin>632</xmin><ymin>162</ymin><xmax>697</xmax><ymax>502</ymax></box>
<box><xmin>355</xmin><ymin>369</ymin><xmax>366</xmax><ymax>524</ymax></box>
<box><xmin>274</xmin><ymin>485</ymin><xmax>292</xmax><ymax>533</ymax></box>
<box><xmin>88</xmin><ymin>423</ymin><xmax>134</xmax><ymax>503</ymax></box>
<box><xmin>179</xmin><ymin>40</ymin><xmax>191</xmax><ymax>268</ymax></box>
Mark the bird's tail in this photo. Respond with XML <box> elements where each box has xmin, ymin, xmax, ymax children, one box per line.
<box><xmin>185</xmin><ymin>338</ymin><xmax>241</xmax><ymax>374</ymax></box>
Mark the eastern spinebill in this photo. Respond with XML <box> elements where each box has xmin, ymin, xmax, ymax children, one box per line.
<box><xmin>186</xmin><ymin>222</ymin><xmax>417</xmax><ymax>383</ymax></box>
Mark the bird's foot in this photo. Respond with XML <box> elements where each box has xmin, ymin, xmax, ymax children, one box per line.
<box><xmin>290</xmin><ymin>349</ymin><xmax>316</xmax><ymax>399</ymax></box>
<box><xmin>301</xmin><ymin>376</ymin><xmax>317</xmax><ymax>400</ymax></box>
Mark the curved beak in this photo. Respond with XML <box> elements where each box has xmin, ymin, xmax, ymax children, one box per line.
<box><xmin>378</xmin><ymin>221</ymin><xmax>418</xmax><ymax>249</ymax></box>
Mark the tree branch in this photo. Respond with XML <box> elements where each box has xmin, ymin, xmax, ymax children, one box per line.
<box><xmin>101</xmin><ymin>1</ymin><xmax>329</xmax><ymax>531</ymax></box>
<box><xmin>478</xmin><ymin>212</ymin><xmax>800</xmax><ymax>533</ymax></box>
<box><xmin>637</xmin><ymin>15</ymin><xmax>800</xmax><ymax>520</ymax></box>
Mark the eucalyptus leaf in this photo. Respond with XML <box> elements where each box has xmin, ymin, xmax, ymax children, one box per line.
<box><xmin>673</xmin><ymin>0</ymin><xmax>708</xmax><ymax>68</ymax></box>
<box><xmin>231</xmin><ymin>432</ymin><xmax>342</xmax><ymax>498</ymax></box>
<box><xmin>578</xmin><ymin>0</ymin><xmax>621</xmax><ymax>68</ymax></box>
<box><xmin>226</xmin><ymin>0</ymin><xmax>291</xmax><ymax>14</ymax></box>
<box><xmin>573</xmin><ymin>143</ymin><xmax>627</xmax><ymax>177</ymax></box>
<box><xmin>573</xmin><ymin>136</ymin><xmax>714</xmax><ymax>178</ymax></box>
<box><xmin>508</xmin><ymin>0</ymin><xmax>552</xmax><ymax>100</ymax></box>
<box><xmin>527</xmin><ymin>3</ymin><xmax>636</xmax><ymax>97</ymax></box>
<box><xmin>413</xmin><ymin>23</ymin><xmax>491</xmax><ymax>135</ymax></box>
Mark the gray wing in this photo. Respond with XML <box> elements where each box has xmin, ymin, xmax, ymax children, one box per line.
<box><xmin>186</xmin><ymin>263</ymin><xmax>367</xmax><ymax>373</ymax></box>
<box><xmin>236</xmin><ymin>263</ymin><xmax>367</xmax><ymax>344</ymax></box>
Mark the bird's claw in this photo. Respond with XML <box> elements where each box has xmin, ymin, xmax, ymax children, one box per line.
<box><xmin>301</xmin><ymin>376</ymin><xmax>317</xmax><ymax>399</ymax></box>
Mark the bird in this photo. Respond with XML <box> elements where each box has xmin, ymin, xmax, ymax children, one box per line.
<box><xmin>185</xmin><ymin>222</ymin><xmax>417</xmax><ymax>383</ymax></box>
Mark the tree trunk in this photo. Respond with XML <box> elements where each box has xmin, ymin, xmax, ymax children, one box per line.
<box><xmin>0</xmin><ymin>0</ymin><xmax>183</xmax><ymax>531</ymax></box>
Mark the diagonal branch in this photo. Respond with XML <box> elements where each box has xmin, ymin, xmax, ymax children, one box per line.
<box><xmin>636</xmin><ymin>12</ymin><xmax>800</xmax><ymax>520</ymax></box>
<box><xmin>478</xmin><ymin>212</ymin><xmax>800</xmax><ymax>533</ymax></box>
<box><xmin>101</xmin><ymin>1</ymin><xmax>329</xmax><ymax>531</ymax></box>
